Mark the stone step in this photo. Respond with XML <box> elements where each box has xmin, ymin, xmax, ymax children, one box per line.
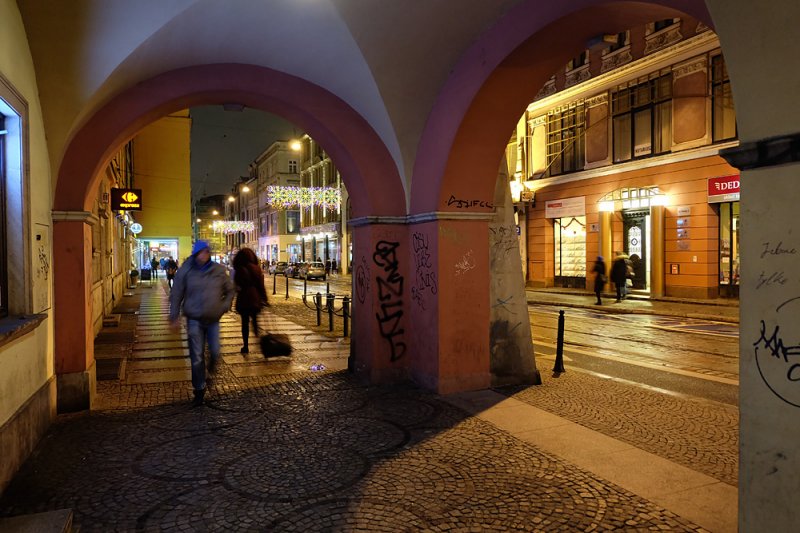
<box><xmin>102</xmin><ymin>314</ymin><xmax>121</xmax><ymax>327</ymax></box>
<box><xmin>0</xmin><ymin>508</ymin><xmax>73</xmax><ymax>532</ymax></box>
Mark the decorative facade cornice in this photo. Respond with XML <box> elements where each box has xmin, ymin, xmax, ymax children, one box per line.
<box><xmin>528</xmin><ymin>115</ymin><xmax>547</xmax><ymax>129</ymax></box>
<box><xmin>644</xmin><ymin>26</ymin><xmax>683</xmax><ymax>55</ymax></box>
<box><xmin>565</xmin><ymin>64</ymin><xmax>591</xmax><ymax>88</ymax></box>
<box><xmin>673</xmin><ymin>57</ymin><xmax>707</xmax><ymax>80</ymax></box>
<box><xmin>696</xmin><ymin>21</ymin><xmax>710</xmax><ymax>34</ymax></box>
<box><xmin>600</xmin><ymin>47</ymin><xmax>632</xmax><ymax>74</ymax></box>
<box><xmin>526</xmin><ymin>30</ymin><xmax>719</xmax><ymax>115</ymax></box>
<box><xmin>586</xmin><ymin>93</ymin><xmax>608</xmax><ymax>108</ymax></box>
<box><xmin>535</xmin><ymin>77</ymin><xmax>557</xmax><ymax>100</ymax></box>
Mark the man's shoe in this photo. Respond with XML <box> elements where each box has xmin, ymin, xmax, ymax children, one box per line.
<box><xmin>240</xmin><ymin>347</ymin><xmax>249</xmax><ymax>355</ymax></box>
<box><xmin>192</xmin><ymin>389</ymin><xmax>205</xmax><ymax>407</ymax></box>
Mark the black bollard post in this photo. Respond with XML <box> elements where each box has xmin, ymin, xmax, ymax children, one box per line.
<box><xmin>343</xmin><ymin>296</ymin><xmax>350</xmax><ymax>337</ymax></box>
<box><xmin>315</xmin><ymin>292</ymin><xmax>322</xmax><ymax>326</ymax></box>
<box><xmin>553</xmin><ymin>310</ymin><xmax>566</xmax><ymax>373</ymax></box>
<box><xmin>285</xmin><ymin>274</ymin><xmax>290</xmax><ymax>300</ymax></box>
<box><xmin>327</xmin><ymin>293</ymin><xmax>334</xmax><ymax>332</ymax></box>
<box><xmin>326</xmin><ymin>282</ymin><xmax>330</xmax><ymax>296</ymax></box>
<box><xmin>303</xmin><ymin>277</ymin><xmax>307</xmax><ymax>296</ymax></box>
<box><xmin>273</xmin><ymin>272</ymin><xmax>277</xmax><ymax>295</ymax></box>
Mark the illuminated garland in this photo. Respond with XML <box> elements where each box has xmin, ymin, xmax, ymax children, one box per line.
<box><xmin>267</xmin><ymin>186</ymin><xmax>341</xmax><ymax>210</ymax></box>
<box><xmin>212</xmin><ymin>220</ymin><xmax>255</xmax><ymax>234</ymax></box>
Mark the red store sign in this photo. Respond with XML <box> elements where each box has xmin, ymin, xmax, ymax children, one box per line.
<box><xmin>707</xmin><ymin>175</ymin><xmax>740</xmax><ymax>203</ymax></box>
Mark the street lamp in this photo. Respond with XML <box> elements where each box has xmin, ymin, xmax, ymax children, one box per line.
<box><xmin>228</xmin><ymin>196</ymin><xmax>235</xmax><ymax>202</ymax></box>
<box><xmin>212</xmin><ymin>210</ymin><xmax>219</xmax><ymax>215</ymax></box>
<box><xmin>289</xmin><ymin>139</ymin><xmax>302</xmax><ymax>152</ymax></box>
<box><xmin>242</xmin><ymin>185</ymin><xmax>250</xmax><ymax>193</ymax></box>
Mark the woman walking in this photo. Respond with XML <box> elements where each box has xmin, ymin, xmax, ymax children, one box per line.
<box><xmin>232</xmin><ymin>248</ymin><xmax>268</xmax><ymax>354</ymax></box>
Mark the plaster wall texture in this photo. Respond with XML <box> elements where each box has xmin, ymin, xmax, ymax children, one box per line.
<box><xmin>0</xmin><ymin>0</ymin><xmax>54</xmax><ymax>425</ymax></box>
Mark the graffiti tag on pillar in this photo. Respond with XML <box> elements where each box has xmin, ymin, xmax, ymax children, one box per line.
<box><xmin>355</xmin><ymin>256</ymin><xmax>371</xmax><ymax>304</ymax></box>
<box><xmin>411</xmin><ymin>232</ymin><xmax>437</xmax><ymax>310</ymax></box>
<box><xmin>446</xmin><ymin>195</ymin><xmax>494</xmax><ymax>209</ymax></box>
<box><xmin>373</xmin><ymin>240</ymin><xmax>406</xmax><ymax>361</ymax></box>
<box><xmin>455</xmin><ymin>250</ymin><xmax>476</xmax><ymax>276</ymax></box>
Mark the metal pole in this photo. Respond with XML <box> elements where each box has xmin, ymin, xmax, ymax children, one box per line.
<box><xmin>304</xmin><ymin>277</ymin><xmax>307</xmax><ymax>296</ymax></box>
<box><xmin>343</xmin><ymin>296</ymin><xmax>350</xmax><ymax>337</ymax></box>
<box><xmin>273</xmin><ymin>272</ymin><xmax>277</xmax><ymax>295</ymax></box>
<box><xmin>285</xmin><ymin>274</ymin><xmax>290</xmax><ymax>300</ymax></box>
<box><xmin>326</xmin><ymin>282</ymin><xmax>330</xmax><ymax>296</ymax></box>
<box><xmin>553</xmin><ymin>310</ymin><xmax>566</xmax><ymax>373</ymax></box>
<box><xmin>315</xmin><ymin>292</ymin><xmax>322</xmax><ymax>326</ymax></box>
<box><xmin>327</xmin><ymin>293</ymin><xmax>334</xmax><ymax>332</ymax></box>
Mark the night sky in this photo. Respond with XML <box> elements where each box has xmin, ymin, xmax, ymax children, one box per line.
<box><xmin>190</xmin><ymin>106</ymin><xmax>299</xmax><ymax>199</ymax></box>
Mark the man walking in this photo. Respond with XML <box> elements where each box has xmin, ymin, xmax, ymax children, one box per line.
<box><xmin>169</xmin><ymin>241</ymin><xmax>235</xmax><ymax>406</ymax></box>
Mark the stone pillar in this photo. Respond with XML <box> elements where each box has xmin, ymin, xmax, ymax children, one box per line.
<box><xmin>722</xmin><ymin>135</ymin><xmax>800</xmax><ymax>530</ymax></box>
<box><xmin>423</xmin><ymin>217</ymin><xmax>492</xmax><ymax>393</ymax></box>
<box><xmin>52</xmin><ymin>211</ymin><xmax>97</xmax><ymax>412</ymax></box>
<box><xmin>599</xmin><ymin>211</ymin><xmax>613</xmax><ymax>271</ymax></box>
<box><xmin>650</xmin><ymin>205</ymin><xmax>665</xmax><ymax>297</ymax></box>
<box><xmin>349</xmin><ymin>221</ymin><xmax>410</xmax><ymax>384</ymax></box>
<box><xmin>488</xmin><ymin>169</ymin><xmax>541</xmax><ymax>387</ymax></box>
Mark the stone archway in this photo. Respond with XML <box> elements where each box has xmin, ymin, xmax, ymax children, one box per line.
<box><xmin>52</xmin><ymin>63</ymin><xmax>405</xmax><ymax>412</ymax></box>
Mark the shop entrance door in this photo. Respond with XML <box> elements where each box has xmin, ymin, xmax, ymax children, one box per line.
<box><xmin>623</xmin><ymin>210</ymin><xmax>648</xmax><ymax>290</ymax></box>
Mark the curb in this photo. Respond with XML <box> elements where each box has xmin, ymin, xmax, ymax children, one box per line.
<box><xmin>526</xmin><ymin>298</ymin><xmax>740</xmax><ymax>324</ymax></box>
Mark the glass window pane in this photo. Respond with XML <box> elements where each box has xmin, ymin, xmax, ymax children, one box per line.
<box><xmin>613</xmin><ymin>115</ymin><xmax>631</xmax><ymax>162</ymax></box>
<box><xmin>633</xmin><ymin>110</ymin><xmax>652</xmax><ymax>157</ymax></box>
<box><xmin>654</xmin><ymin>101</ymin><xmax>672</xmax><ymax>153</ymax></box>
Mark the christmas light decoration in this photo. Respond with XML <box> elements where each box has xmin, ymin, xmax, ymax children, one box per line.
<box><xmin>212</xmin><ymin>220</ymin><xmax>255</xmax><ymax>234</ymax></box>
<box><xmin>266</xmin><ymin>186</ymin><xmax>341</xmax><ymax>210</ymax></box>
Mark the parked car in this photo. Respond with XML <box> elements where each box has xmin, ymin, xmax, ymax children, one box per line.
<box><xmin>287</xmin><ymin>262</ymin><xmax>306</xmax><ymax>278</ymax></box>
<box><xmin>269</xmin><ymin>261</ymin><xmax>289</xmax><ymax>275</ymax></box>
<box><xmin>302</xmin><ymin>261</ymin><xmax>327</xmax><ymax>281</ymax></box>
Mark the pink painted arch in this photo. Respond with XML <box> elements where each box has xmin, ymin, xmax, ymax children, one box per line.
<box><xmin>55</xmin><ymin>63</ymin><xmax>405</xmax><ymax>218</ymax></box>
<box><xmin>410</xmin><ymin>0</ymin><xmax>713</xmax><ymax>215</ymax></box>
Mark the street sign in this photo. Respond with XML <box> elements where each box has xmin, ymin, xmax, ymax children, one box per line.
<box><xmin>130</xmin><ymin>223</ymin><xmax>142</xmax><ymax>234</ymax></box>
<box><xmin>111</xmin><ymin>188</ymin><xmax>143</xmax><ymax>211</ymax></box>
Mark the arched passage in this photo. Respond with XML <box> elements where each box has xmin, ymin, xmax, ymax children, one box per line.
<box><xmin>52</xmin><ymin>63</ymin><xmax>405</xmax><ymax>411</ymax></box>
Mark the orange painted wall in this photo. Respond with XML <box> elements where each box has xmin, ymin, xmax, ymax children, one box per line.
<box><xmin>527</xmin><ymin>155</ymin><xmax>736</xmax><ymax>298</ymax></box>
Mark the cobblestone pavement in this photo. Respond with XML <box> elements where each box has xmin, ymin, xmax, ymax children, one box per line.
<box><xmin>0</xmin><ymin>285</ymin><xmax>716</xmax><ymax>531</ymax></box>
<box><xmin>498</xmin><ymin>370</ymin><xmax>739</xmax><ymax>487</ymax></box>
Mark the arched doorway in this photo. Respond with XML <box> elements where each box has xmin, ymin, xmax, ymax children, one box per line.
<box><xmin>52</xmin><ymin>64</ymin><xmax>405</xmax><ymax>412</ymax></box>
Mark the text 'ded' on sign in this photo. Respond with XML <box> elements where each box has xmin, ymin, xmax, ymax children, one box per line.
<box><xmin>707</xmin><ymin>175</ymin><xmax>740</xmax><ymax>203</ymax></box>
<box><xmin>111</xmin><ymin>188</ymin><xmax>143</xmax><ymax>211</ymax></box>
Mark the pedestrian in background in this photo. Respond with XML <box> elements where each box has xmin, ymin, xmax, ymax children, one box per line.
<box><xmin>592</xmin><ymin>256</ymin><xmax>606</xmax><ymax>305</ymax></box>
<box><xmin>611</xmin><ymin>251</ymin><xmax>630</xmax><ymax>302</ymax></box>
<box><xmin>233</xmin><ymin>247</ymin><xmax>268</xmax><ymax>355</ymax></box>
<box><xmin>169</xmin><ymin>240</ymin><xmax>235</xmax><ymax>406</ymax></box>
<box><xmin>165</xmin><ymin>256</ymin><xmax>178</xmax><ymax>289</ymax></box>
<box><xmin>150</xmin><ymin>256</ymin><xmax>159</xmax><ymax>279</ymax></box>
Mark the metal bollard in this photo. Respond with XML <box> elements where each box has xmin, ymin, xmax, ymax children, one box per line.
<box><xmin>303</xmin><ymin>277</ymin><xmax>307</xmax><ymax>296</ymax></box>
<box><xmin>327</xmin><ymin>293</ymin><xmax>334</xmax><ymax>332</ymax></box>
<box><xmin>315</xmin><ymin>292</ymin><xmax>322</xmax><ymax>326</ymax></box>
<box><xmin>326</xmin><ymin>282</ymin><xmax>330</xmax><ymax>295</ymax></box>
<box><xmin>273</xmin><ymin>272</ymin><xmax>277</xmax><ymax>295</ymax></box>
<box><xmin>285</xmin><ymin>274</ymin><xmax>290</xmax><ymax>300</ymax></box>
<box><xmin>553</xmin><ymin>310</ymin><xmax>566</xmax><ymax>373</ymax></box>
<box><xmin>343</xmin><ymin>296</ymin><xmax>350</xmax><ymax>337</ymax></box>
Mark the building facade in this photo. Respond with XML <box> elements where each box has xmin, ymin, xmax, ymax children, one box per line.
<box><xmin>297</xmin><ymin>134</ymin><xmax>350</xmax><ymax>271</ymax></box>
<box><xmin>511</xmin><ymin>19</ymin><xmax>739</xmax><ymax>299</ymax></box>
<box><xmin>252</xmin><ymin>141</ymin><xmax>302</xmax><ymax>263</ymax></box>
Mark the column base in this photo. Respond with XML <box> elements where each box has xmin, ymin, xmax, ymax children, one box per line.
<box><xmin>57</xmin><ymin>361</ymin><xmax>96</xmax><ymax>413</ymax></box>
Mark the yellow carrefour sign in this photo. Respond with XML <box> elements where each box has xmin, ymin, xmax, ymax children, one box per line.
<box><xmin>111</xmin><ymin>188</ymin><xmax>143</xmax><ymax>211</ymax></box>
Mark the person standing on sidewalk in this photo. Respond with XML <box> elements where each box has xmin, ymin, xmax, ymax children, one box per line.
<box><xmin>611</xmin><ymin>251</ymin><xmax>630</xmax><ymax>302</ymax></box>
<box><xmin>592</xmin><ymin>256</ymin><xmax>607</xmax><ymax>305</ymax></box>
<box><xmin>232</xmin><ymin>247</ymin><xmax>268</xmax><ymax>355</ymax></box>
<box><xmin>165</xmin><ymin>256</ymin><xmax>178</xmax><ymax>289</ymax></box>
<box><xmin>169</xmin><ymin>240</ymin><xmax>235</xmax><ymax>406</ymax></box>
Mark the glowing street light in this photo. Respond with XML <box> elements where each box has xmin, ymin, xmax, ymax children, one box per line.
<box><xmin>212</xmin><ymin>210</ymin><xmax>219</xmax><ymax>215</ymax></box>
<box><xmin>196</xmin><ymin>218</ymin><xmax>201</xmax><ymax>223</ymax></box>
<box><xmin>242</xmin><ymin>185</ymin><xmax>250</xmax><ymax>193</ymax></box>
<box><xmin>289</xmin><ymin>139</ymin><xmax>302</xmax><ymax>152</ymax></box>
<box><xmin>228</xmin><ymin>196</ymin><xmax>235</xmax><ymax>202</ymax></box>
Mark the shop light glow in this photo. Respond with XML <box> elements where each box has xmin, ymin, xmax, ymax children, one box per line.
<box><xmin>267</xmin><ymin>186</ymin><xmax>341</xmax><ymax>210</ymax></box>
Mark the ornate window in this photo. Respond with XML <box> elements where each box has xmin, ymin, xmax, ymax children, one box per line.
<box><xmin>545</xmin><ymin>103</ymin><xmax>586</xmax><ymax>176</ymax></box>
<box><xmin>711</xmin><ymin>55</ymin><xmax>737</xmax><ymax>142</ymax></box>
<box><xmin>611</xmin><ymin>71</ymin><xmax>673</xmax><ymax>162</ymax></box>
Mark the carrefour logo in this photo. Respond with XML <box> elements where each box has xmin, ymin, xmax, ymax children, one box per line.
<box><xmin>111</xmin><ymin>188</ymin><xmax>143</xmax><ymax>211</ymax></box>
